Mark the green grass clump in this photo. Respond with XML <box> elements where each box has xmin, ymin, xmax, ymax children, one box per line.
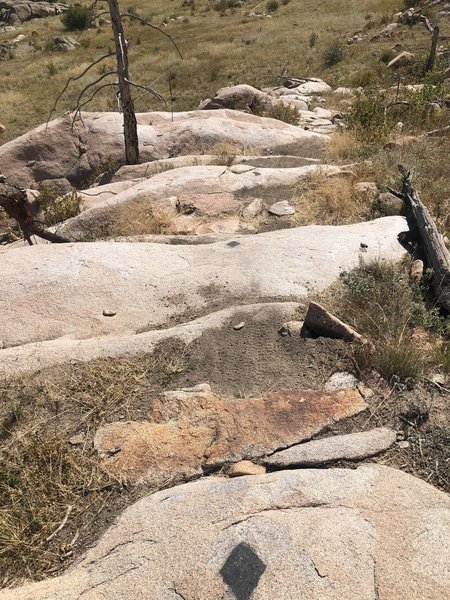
<box><xmin>337</xmin><ymin>260</ymin><xmax>449</xmax><ymax>382</ymax></box>
<box><xmin>323</xmin><ymin>41</ymin><xmax>344</xmax><ymax>67</ymax></box>
<box><xmin>37</xmin><ymin>186</ymin><xmax>80</xmax><ymax>227</ymax></box>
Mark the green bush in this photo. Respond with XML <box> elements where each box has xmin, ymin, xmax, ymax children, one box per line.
<box><xmin>346</xmin><ymin>91</ymin><xmax>389</xmax><ymax>145</ymax></box>
<box><xmin>61</xmin><ymin>5</ymin><xmax>93</xmax><ymax>31</ymax></box>
<box><xmin>323</xmin><ymin>41</ymin><xmax>344</xmax><ymax>67</ymax></box>
<box><xmin>337</xmin><ymin>260</ymin><xmax>440</xmax><ymax>382</ymax></box>
<box><xmin>267</xmin><ymin>0</ymin><xmax>279</xmax><ymax>12</ymax></box>
<box><xmin>37</xmin><ymin>185</ymin><xmax>80</xmax><ymax>227</ymax></box>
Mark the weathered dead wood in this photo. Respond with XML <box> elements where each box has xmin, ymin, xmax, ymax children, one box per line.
<box><xmin>398</xmin><ymin>166</ymin><xmax>450</xmax><ymax>312</ymax></box>
<box><xmin>0</xmin><ymin>180</ymin><xmax>70</xmax><ymax>244</ymax></box>
<box><xmin>426</xmin><ymin>25</ymin><xmax>440</xmax><ymax>71</ymax></box>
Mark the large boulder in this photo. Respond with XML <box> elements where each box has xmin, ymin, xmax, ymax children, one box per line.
<box><xmin>0</xmin><ymin>217</ymin><xmax>406</xmax><ymax>349</ymax></box>
<box><xmin>2</xmin><ymin>465</ymin><xmax>450</xmax><ymax>599</ymax></box>
<box><xmin>0</xmin><ymin>110</ymin><xmax>329</xmax><ymax>188</ymax></box>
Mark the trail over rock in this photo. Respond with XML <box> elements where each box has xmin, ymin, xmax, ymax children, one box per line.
<box><xmin>0</xmin><ymin>218</ymin><xmax>406</xmax><ymax>348</ymax></box>
<box><xmin>2</xmin><ymin>466</ymin><xmax>449</xmax><ymax>599</ymax></box>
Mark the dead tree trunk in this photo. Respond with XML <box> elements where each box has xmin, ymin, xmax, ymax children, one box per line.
<box><xmin>0</xmin><ymin>180</ymin><xmax>70</xmax><ymax>244</ymax></box>
<box><xmin>400</xmin><ymin>167</ymin><xmax>450</xmax><ymax>312</ymax></box>
<box><xmin>107</xmin><ymin>0</ymin><xmax>139</xmax><ymax>165</ymax></box>
<box><xmin>426</xmin><ymin>25</ymin><xmax>440</xmax><ymax>72</ymax></box>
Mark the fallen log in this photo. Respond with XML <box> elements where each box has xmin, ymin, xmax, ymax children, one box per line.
<box><xmin>396</xmin><ymin>165</ymin><xmax>450</xmax><ymax>312</ymax></box>
<box><xmin>0</xmin><ymin>177</ymin><xmax>71</xmax><ymax>244</ymax></box>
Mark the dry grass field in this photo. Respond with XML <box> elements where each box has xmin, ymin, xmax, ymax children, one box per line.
<box><xmin>0</xmin><ymin>0</ymin><xmax>443</xmax><ymax>142</ymax></box>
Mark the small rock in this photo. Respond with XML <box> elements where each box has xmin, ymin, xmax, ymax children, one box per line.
<box><xmin>398</xmin><ymin>440</ymin><xmax>410</xmax><ymax>449</ymax></box>
<box><xmin>429</xmin><ymin>373</ymin><xmax>446</xmax><ymax>386</ymax></box>
<box><xmin>268</xmin><ymin>200</ymin><xmax>295</xmax><ymax>216</ymax></box>
<box><xmin>233</xmin><ymin>321</ymin><xmax>245</xmax><ymax>330</ymax></box>
<box><xmin>325</xmin><ymin>372</ymin><xmax>359</xmax><ymax>391</ymax></box>
<box><xmin>302</xmin><ymin>301</ymin><xmax>365</xmax><ymax>343</ymax></box>
<box><xmin>0</xmin><ymin>124</ymin><xmax>5</xmax><ymax>134</ymax></box>
<box><xmin>54</xmin><ymin>36</ymin><xmax>79</xmax><ymax>52</ymax></box>
<box><xmin>69</xmin><ymin>433</ymin><xmax>85</xmax><ymax>446</ymax></box>
<box><xmin>387</xmin><ymin>51</ymin><xmax>415</xmax><ymax>69</ymax></box>
<box><xmin>228</xmin><ymin>460</ymin><xmax>266</xmax><ymax>477</ymax></box>
<box><xmin>242</xmin><ymin>197</ymin><xmax>263</xmax><ymax>219</ymax></box>
<box><xmin>103</xmin><ymin>309</ymin><xmax>116</xmax><ymax>317</ymax></box>
<box><xmin>278</xmin><ymin>320</ymin><xmax>304</xmax><ymax>337</ymax></box>
<box><xmin>410</xmin><ymin>259</ymin><xmax>424</xmax><ymax>282</ymax></box>
<box><xmin>357</xmin><ymin>384</ymin><xmax>374</xmax><ymax>399</ymax></box>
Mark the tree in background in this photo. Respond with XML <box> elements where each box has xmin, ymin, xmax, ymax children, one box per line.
<box><xmin>51</xmin><ymin>0</ymin><xmax>181</xmax><ymax>165</ymax></box>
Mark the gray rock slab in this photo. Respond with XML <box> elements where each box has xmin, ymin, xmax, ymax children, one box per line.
<box><xmin>2</xmin><ymin>465</ymin><xmax>450</xmax><ymax>600</ymax></box>
<box><xmin>264</xmin><ymin>428</ymin><xmax>397</xmax><ymax>467</ymax></box>
<box><xmin>0</xmin><ymin>303</ymin><xmax>302</xmax><ymax>377</ymax></box>
<box><xmin>0</xmin><ymin>218</ymin><xmax>406</xmax><ymax>349</ymax></box>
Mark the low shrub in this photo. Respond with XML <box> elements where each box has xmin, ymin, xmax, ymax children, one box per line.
<box><xmin>323</xmin><ymin>41</ymin><xmax>344</xmax><ymax>67</ymax></box>
<box><xmin>61</xmin><ymin>5</ymin><xmax>93</xmax><ymax>31</ymax></box>
<box><xmin>37</xmin><ymin>186</ymin><xmax>80</xmax><ymax>227</ymax></box>
<box><xmin>336</xmin><ymin>260</ymin><xmax>449</xmax><ymax>382</ymax></box>
<box><xmin>267</xmin><ymin>0</ymin><xmax>279</xmax><ymax>12</ymax></box>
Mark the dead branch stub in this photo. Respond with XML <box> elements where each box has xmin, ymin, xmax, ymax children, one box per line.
<box><xmin>0</xmin><ymin>180</ymin><xmax>70</xmax><ymax>244</ymax></box>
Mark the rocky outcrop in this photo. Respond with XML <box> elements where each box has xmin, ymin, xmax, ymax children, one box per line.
<box><xmin>0</xmin><ymin>110</ymin><xmax>329</xmax><ymax>188</ymax></box>
<box><xmin>94</xmin><ymin>384</ymin><xmax>367</xmax><ymax>482</ymax></box>
<box><xmin>0</xmin><ymin>1</ymin><xmax>67</xmax><ymax>25</ymax></box>
<box><xmin>0</xmin><ymin>218</ymin><xmax>406</xmax><ymax>348</ymax></box>
<box><xmin>200</xmin><ymin>83</ymin><xmax>336</xmax><ymax>133</ymax></box>
<box><xmin>3</xmin><ymin>465</ymin><xmax>450</xmax><ymax>599</ymax></box>
<box><xmin>58</xmin><ymin>163</ymin><xmax>343</xmax><ymax>236</ymax></box>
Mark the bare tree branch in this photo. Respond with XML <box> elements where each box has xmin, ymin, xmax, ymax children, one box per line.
<box><xmin>95</xmin><ymin>10</ymin><xmax>183</xmax><ymax>58</ymax></box>
<box><xmin>124</xmin><ymin>78</ymin><xmax>164</xmax><ymax>102</ymax></box>
<box><xmin>47</xmin><ymin>52</ymin><xmax>115</xmax><ymax>127</ymax></box>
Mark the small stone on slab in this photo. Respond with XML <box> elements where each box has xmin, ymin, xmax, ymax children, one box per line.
<box><xmin>325</xmin><ymin>372</ymin><xmax>359</xmax><ymax>391</ymax></box>
<box><xmin>228</xmin><ymin>461</ymin><xmax>266</xmax><ymax>477</ymax></box>
<box><xmin>268</xmin><ymin>200</ymin><xmax>295</xmax><ymax>216</ymax></box>
<box><xmin>102</xmin><ymin>309</ymin><xmax>116</xmax><ymax>317</ymax></box>
<box><xmin>233</xmin><ymin>322</ymin><xmax>245</xmax><ymax>330</ymax></box>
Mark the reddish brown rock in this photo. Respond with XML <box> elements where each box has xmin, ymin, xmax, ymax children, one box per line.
<box><xmin>94</xmin><ymin>384</ymin><xmax>367</xmax><ymax>482</ymax></box>
<box><xmin>302</xmin><ymin>301</ymin><xmax>364</xmax><ymax>342</ymax></box>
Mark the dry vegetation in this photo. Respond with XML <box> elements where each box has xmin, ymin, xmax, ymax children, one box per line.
<box><xmin>1</xmin><ymin>0</ymin><xmax>450</xmax><ymax>587</ymax></box>
<box><xmin>0</xmin><ymin>0</ymin><xmax>431</xmax><ymax>142</ymax></box>
<box><xmin>0</xmin><ymin>340</ymin><xmax>189</xmax><ymax>584</ymax></box>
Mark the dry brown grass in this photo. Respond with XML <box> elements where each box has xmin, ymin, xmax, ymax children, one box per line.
<box><xmin>0</xmin><ymin>341</ymin><xmax>188</xmax><ymax>584</ymax></box>
<box><xmin>290</xmin><ymin>171</ymin><xmax>371</xmax><ymax>226</ymax></box>
<box><xmin>96</xmin><ymin>201</ymin><xmax>178</xmax><ymax>238</ymax></box>
<box><xmin>326</xmin><ymin>130</ymin><xmax>360</xmax><ymax>161</ymax></box>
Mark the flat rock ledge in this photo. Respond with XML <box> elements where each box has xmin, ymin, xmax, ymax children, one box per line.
<box><xmin>2</xmin><ymin>465</ymin><xmax>449</xmax><ymax>599</ymax></box>
<box><xmin>0</xmin><ymin>218</ymin><xmax>406</xmax><ymax>349</ymax></box>
<box><xmin>264</xmin><ymin>427</ymin><xmax>397</xmax><ymax>468</ymax></box>
<box><xmin>94</xmin><ymin>385</ymin><xmax>367</xmax><ymax>483</ymax></box>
